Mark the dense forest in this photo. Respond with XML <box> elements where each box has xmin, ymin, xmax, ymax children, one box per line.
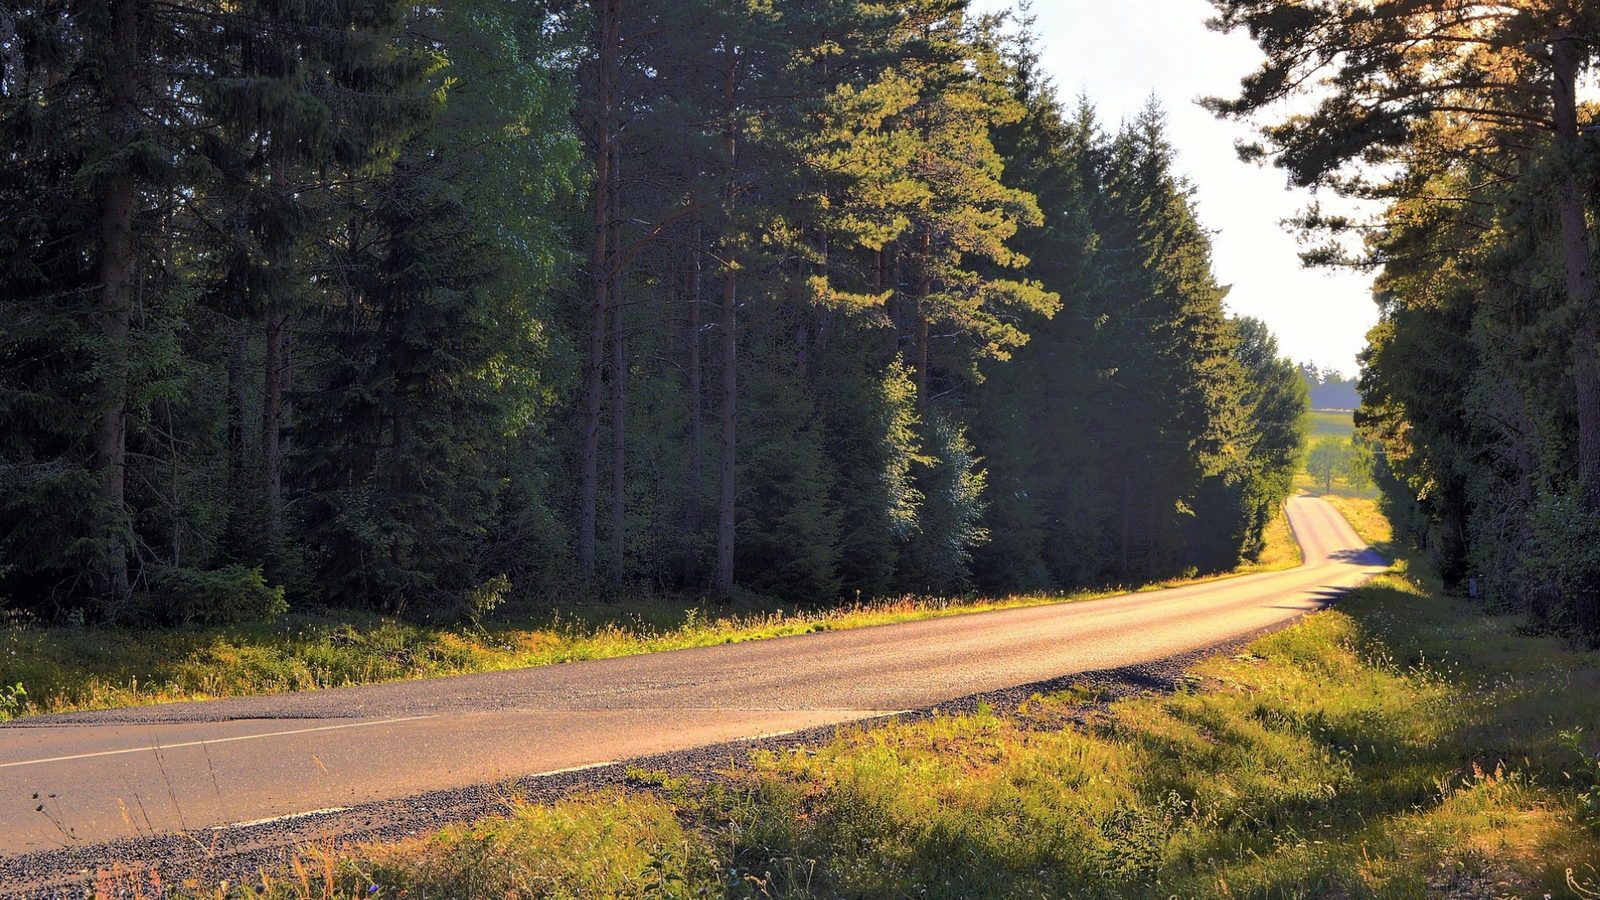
<box><xmin>1209</xmin><ymin>0</ymin><xmax>1600</xmax><ymax>643</ymax></box>
<box><xmin>0</xmin><ymin>0</ymin><xmax>1309</xmax><ymax>624</ymax></box>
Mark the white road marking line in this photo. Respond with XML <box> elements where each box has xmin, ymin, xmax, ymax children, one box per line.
<box><xmin>0</xmin><ymin>716</ymin><xmax>437</xmax><ymax>770</ymax></box>
<box><xmin>218</xmin><ymin>807</ymin><xmax>350</xmax><ymax>829</ymax></box>
<box><xmin>0</xmin><ymin>709</ymin><xmax>894</xmax><ymax>772</ymax></box>
<box><xmin>529</xmin><ymin>760</ymin><xmax>618</xmax><ymax>778</ymax></box>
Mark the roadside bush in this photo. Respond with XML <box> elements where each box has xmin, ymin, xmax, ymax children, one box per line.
<box><xmin>424</xmin><ymin>574</ymin><xmax>513</xmax><ymax>627</ymax></box>
<box><xmin>1525</xmin><ymin>489</ymin><xmax>1600</xmax><ymax>639</ymax></box>
<box><xmin>131</xmin><ymin>565</ymin><xmax>287</xmax><ymax>627</ymax></box>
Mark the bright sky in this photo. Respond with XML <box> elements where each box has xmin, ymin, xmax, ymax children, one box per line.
<box><xmin>975</xmin><ymin>0</ymin><xmax>1379</xmax><ymax>377</ymax></box>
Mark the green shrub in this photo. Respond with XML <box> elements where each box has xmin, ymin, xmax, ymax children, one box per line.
<box><xmin>134</xmin><ymin>565</ymin><xmax>287</xmax><ymax>626</ymax></box>
<box><xmin>1525</xmin><ymin>489</ymin><xmax>1600</xmax><ymax>634</ymax></box>
<box><xmin>456</xmin><ymin>574</ymin><xmax>511</xmax><ymax>626</ymax></box>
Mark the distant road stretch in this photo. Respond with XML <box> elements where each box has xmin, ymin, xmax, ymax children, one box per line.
<box><xmin>0</xmin><ymin>495</ymin><xmax>1385</xmax><ymax>856</ymax></box>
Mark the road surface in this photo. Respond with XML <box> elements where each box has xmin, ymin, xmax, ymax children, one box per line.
<box><xmin>0</xmin><ymin>495</ymin><xmax>1384</xmax><ymax>857</ymax></box>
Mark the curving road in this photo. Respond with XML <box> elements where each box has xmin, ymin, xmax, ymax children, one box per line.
<box><xmin>0</xmin><ymin>495</ymin><xmax>1385</xmax><ymax>857</ymax></box>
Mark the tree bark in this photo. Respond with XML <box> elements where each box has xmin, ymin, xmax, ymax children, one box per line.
<box><xmin>94</xmin><ymin>173</ymin><xmax>134</xmax><ymax>598</ymax></box>
<box><xmin>578</xmin><ymin>0</ymin><xmax>617</xmax><ymax>578</ymax></box>
<box><xmin>262</xmin><ymin>310</ymin><xmax>287</xmax><ymax>541</ymax></box>
<box><xmin>717</xmin><ymin>260</ymin><xmax>737</xmax><ymax>594</ymax></box>
<box><xmin>715</xmin><ymin>53</ymin><xmax>739</xmax><ymax>595</ymax></box>
<box><xmin>608</xmin><ymin>138</ymin><xmax>626</xmax><ymax>584</ymax></box>
<box><xmin>1551</xmin><ymin>33</ymin><xmax>1600</xmax><ymax>640</ymax></box>
<box><xmin>1119</xmin><ymin>473</ymin><xmax>1130</xmax><ymax>576</ymax></box>
<box><xmin>684</xmin><ymin>221</ymin><xmax>703</xmax><ymax>586</ymax></box>
<box><xmin>915</xmin><ymin>229</ymin><xmax>932</xmax><ymax>410</ymax></box>
<box><xmin>92</xmin><ymin>0</ymin><xmax>140</xmax><ymax>597</ymax></box>
<box><xmin>226</xmin><ymin>322</ymin><xmax>246</xmax><ymax>497</ymax></box>
<box><xmin>887</xmin><ymin>243</ymin><xmax>901</xmax><ymax>358</ymax></box>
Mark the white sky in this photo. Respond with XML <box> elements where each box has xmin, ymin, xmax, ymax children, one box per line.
<box><xmin>975</xmin><ymin>0</ymin><xmax>1378</xmax><ymax>377</ymax></box>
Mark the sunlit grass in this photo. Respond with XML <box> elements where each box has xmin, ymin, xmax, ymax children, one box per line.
<box><xmin>1322</xmin><ymin>494</ymin><xmax>1393</xmax><ymax>554</ymax></box>
<box><xmin>1242</xmin><ymin>501</ymin><xmax>1303</xmax><ymax>572</ymax></box>
<box><xmin>210</xmin><ymin>543</ymin><xmax>1600</xmax><ymax>900</ymax></box>
<box><xmin>1309</xmin><ymin>409</ymin><xmax>1357</xmax><ymax>440</ymax></box>
<box><xmin>0</xmin><ymin>511</ymin><xmax>1307</xmax><ymax>721</ymax></box>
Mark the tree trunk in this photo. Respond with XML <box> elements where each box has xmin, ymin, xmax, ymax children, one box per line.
<box><xmin>578</xmin><ymin>0</ymin><xmax>617</xmax><ymax>578</ymax></box>
<box><xmin>92</xmin><ymin>0</ymin><xmax>140</xmax><ymax>598</ymax></box>
<box><xmin>1119</xmin><ymin>473</ymin><xmax>1130</xmax><ymax>576</ymax></box>
<box><xmin>608</xmin><ymin>139</ymin><xmax>626</xmax><ymax>584</ymax></box>
<box><xmin>801</xmin><ymin>232</ymin><xmax>825</xmax><ymax>375</ymax></box>
<box><xmin>94</xmin><ymin>172</ymin><xmax>134</xmax><ymax>598</ymax></box>
<box><xmin>684</xmin><ymin>221</ymin><xmax>703</xmax><ymax>586</ymax></box>
<box><xmin>715</xmin><ymin>54</ymin><xmax>738</xmax><ymax>595</ymax></box>
<box><xmin>1146</xmin><ymin>500</ymin><xmax>1157</xmax><ymax>580</ymax></box>
<box><xmin>262</xmin><ymin>310</ymin><xmax>287</xmax><ymax>541</ymax></box>
<box><xmin>226</xmin><ymin>322</ymin><xmax>246</xmax><ymax>496</ymax></box>
<box><xmin>915</xmin><ymin>229</ymin><xmax>931</xmax><ymax>410</ymax></box>
<box><xmin>717</xmin><ymin>261</ymin><xmax>737</xmax><ymax>594</ymax></box>
<box><xmin>1551</xmin><ymin>33</ymin><xmax>1600</xmax><ymax>641</ymax></box>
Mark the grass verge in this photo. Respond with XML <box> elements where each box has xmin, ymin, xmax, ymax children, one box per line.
<box><xmin>0</xmin><ymin>510</ymin><xmax>1304</xmax><ymax>721</ymax></box>
<box><xmin>1310</xmin><ymin>409</ymin><xmax>1358</xmax><ymax>440</ymax></box>
<box><xmin>148</xmin><ymin>511</ymin><xmax>1600</xmax><ymax>899</ymax></box>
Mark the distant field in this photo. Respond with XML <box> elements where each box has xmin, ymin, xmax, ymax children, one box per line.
<box><xmin>1298</xmin><ymin>409</ymin><xmax>1377</xmax><ymax>499</ymax></box>
<box><xmin>1309</xmin><ymin>409</ymin><xmax>1356</xmax><ymax>439</ymax></box>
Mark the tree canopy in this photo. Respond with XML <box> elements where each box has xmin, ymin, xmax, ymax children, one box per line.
<box><xmin>1210</xmin><ymin>0</ymin><xmax>1600</xmax><ymax>643</ymax></box>
<box><xmin>0</xmin><ymin>0</ymin><xmax>1308</xmax><ymax>623</ymax></box>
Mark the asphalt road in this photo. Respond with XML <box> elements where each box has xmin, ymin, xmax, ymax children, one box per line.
<box><xmin>0</xmin><ymin>494</ymin><xmax>1385</xmax><ymax>858</ymax></box>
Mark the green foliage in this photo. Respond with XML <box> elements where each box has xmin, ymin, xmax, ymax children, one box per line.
<box><xmin>0</xmin><ymin>682</ymin><xmax>27</xmax><ymax>721</ymax></box>
<box><xmin>971</xmin><ymin>60</ymin><xmax>1285</xmax><ymax>588</ymax></box>
<box><xmin>1224</xmin><ymin>316</ymin><xmax>1310</xmax><ymax>564</ymax></box>
<box><xmin>1561</xmin><ymin>728</ymin><xmax>1600</xmax><ymax>828</ymax></box>
<box><xmin>1</xmin><ymin>0</ymin><xmax>1301</xmax><ymax>617</ymax></box>
<box><xmin>1526</xmin><ymin>490</ymin><xmax>1600</xmax><ymax>630</ymax></box>
<box><xmin>821</xmin><ymin>358</ymin><xmax>924</xmax><ymax>599</ymax></box>
<box><xmin>736</xmin><ymin>369</ymin><xmax>844</xmax><ymax>603</ymax></box>
<box><xmin>905</xmin><ymin>414</ymin><xmax>988</xmax><ymax>596</ymax></box>
<box><xmin>1306</xmin><ymin>437</ymin><xmax>1349</xmax><ymax>495</ymax></box>
<box><xmin>1344</xmin><ymin>440</ymin><xmax>1373</xmax><ymax>493</ymax></box>
<box><xmin>1212</xmin><ymin>0</ymin><xmax>1600</xmax><ymax>637</ymax></box>
<box><xmin>457</xmin><ymin>575</ymin><xmax>512</xmax><ymax>628</ymax></box>
<box><xmin>130</xmin><ymin>565</ymin><xmax>287</xmax><ymax>627</ymax></box>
